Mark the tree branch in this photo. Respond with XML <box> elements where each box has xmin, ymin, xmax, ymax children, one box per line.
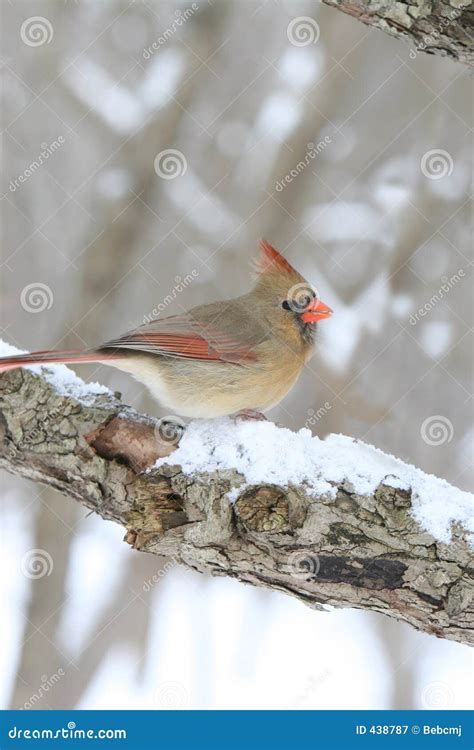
<box><xmin>321</xmin><ymin>0</ymin><xmax>474</xmax><ymax>67</ymax></box>
<box><xmin>0</xmin><ymin>362</ymin><xmax>472</xmax><ymax>646</ymax></box>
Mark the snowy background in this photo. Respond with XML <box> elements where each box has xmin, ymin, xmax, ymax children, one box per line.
<box><xmin>0</xmin><ymin>0</ymin><xmax>472</xmax><ymax>710</ymax></box>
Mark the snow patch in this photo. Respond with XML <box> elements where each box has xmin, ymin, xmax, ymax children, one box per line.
<box><xmin>155</xmin><ymin>418</ymin><xmax>474</xmax><ymax>547</ymax></box>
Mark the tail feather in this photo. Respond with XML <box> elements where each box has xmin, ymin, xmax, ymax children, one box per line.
<box><xmin>0</xmin><ymin>349</ymin><xmax>120</xmax><ymax>373</ymax></box>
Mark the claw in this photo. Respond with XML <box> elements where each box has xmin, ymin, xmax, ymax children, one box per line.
<box><xmin>234</xmin><ymin>409</ymin><xmax>268</xmax><ymax>422</ymax></box>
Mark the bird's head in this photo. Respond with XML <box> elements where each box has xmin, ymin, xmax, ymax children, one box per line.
<box><xmin>252</xmin><ymin>240</ymin><xmax>332</xmax><ymax>338</ymax></box>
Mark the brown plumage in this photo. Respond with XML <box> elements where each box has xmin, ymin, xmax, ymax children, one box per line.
<box><xmin>0</xmin><ymin>240</ymin><xmax>332</xmax><ymax>418</ymax></box>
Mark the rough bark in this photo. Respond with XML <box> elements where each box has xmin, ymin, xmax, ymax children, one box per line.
<box><xmin>321</xmin><ymin>0</ymin><xmax>474</xmax><ymax>67</ymax></box>
<box><xmin>0</xmin><ymin>365</ymin><xmax>472</xmax><ymax>647</ymax></box>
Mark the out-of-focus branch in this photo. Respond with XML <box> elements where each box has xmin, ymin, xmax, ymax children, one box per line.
<box><xmin>0</xmin><ymin>365</ymin><xmax>472</xmax><ymax>646</ymax></box>
<box><xmin>321</xmin><ymin>0</ymin><xmax>474</xmax><ymax>67</ymax></box>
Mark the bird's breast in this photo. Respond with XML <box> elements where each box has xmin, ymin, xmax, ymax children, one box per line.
<box><xmin>112</xmin><ymin>346</ymin><xmax>306</xmax><ymax>418</ymax></box>
<box><xmin>163</xmin><ymin>346</ymin><xmax>305</xmax><ymax>417</ymax></box>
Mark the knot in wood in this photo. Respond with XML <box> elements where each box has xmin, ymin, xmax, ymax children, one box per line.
<box><xmin>234</xmin><ymin>485</ymin><xmax>289</xmax><ymax>532</ymax></box>
<box><xmin>126</xmin><ymin>476</ymin><xmax>187</xmax><ymax>549</ymax></box>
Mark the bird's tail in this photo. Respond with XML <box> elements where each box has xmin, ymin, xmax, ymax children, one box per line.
<box><xmin>0</xmin><ymin>349</ymin><xmax>121</xmax><ymax>373</ymax></box>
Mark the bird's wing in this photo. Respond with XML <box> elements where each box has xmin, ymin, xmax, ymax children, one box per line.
<box><xmin>99</xmin><ymin>313</ymin><xmax>261</xmax><ymax>364</ymax></box>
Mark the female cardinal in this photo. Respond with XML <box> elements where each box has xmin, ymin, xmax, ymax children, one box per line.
<box><xmin>0</xmin><ymin>240</ymin><xmax>332</xmax><ymax>418</ymax></box>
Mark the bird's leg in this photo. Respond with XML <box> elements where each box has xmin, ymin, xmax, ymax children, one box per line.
<box><xmin>233</xmin><ymin>409</ymin><xmax>268</xmax><ymax>422</ymax></box>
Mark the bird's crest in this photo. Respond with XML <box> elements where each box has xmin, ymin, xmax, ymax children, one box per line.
<box><xmin>254</xmin><ymin>239</ymin><xmax>299</xmax><ymax>278</ymax></box>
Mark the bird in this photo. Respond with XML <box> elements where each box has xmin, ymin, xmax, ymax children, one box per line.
<box><xmin>0</xmin><ymin>240</ymin><xmax>332</xmax><ymax>419</ymax></box>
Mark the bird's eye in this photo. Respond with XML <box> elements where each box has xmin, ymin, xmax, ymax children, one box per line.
<box><xmin>281</xmin><ymin>300</ymin><xmax>292</xmax><ymax>311</ymax></box>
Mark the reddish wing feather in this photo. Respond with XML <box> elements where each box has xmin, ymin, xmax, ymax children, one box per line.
<box><xmin>100</xmin><ymin>314</ymin><xmax>258</xmax><ymax>364</ymax></box>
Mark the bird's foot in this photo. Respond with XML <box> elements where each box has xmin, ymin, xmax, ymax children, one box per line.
<box><xmin>233</xmin><ymin>409</ymin><xmax>268</xmax><ymax>422</ymax></box>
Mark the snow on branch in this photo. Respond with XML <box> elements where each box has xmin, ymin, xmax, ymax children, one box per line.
<box><xmin>0</xmin><ymin>342</ymin><xmax>473</xmax><ymax>645</ymax></box>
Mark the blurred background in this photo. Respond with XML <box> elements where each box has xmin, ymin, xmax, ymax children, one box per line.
<box><xmin>0</xmin><ymin>0</ymin><xmax>472</xmax><ymax>711</ymax></box>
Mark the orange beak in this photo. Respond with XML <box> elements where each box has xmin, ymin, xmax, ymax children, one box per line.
<box><xmin>300</xmin><ymin>298</ymin><xmax>333</xmax><ymax>324</ymax></box>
